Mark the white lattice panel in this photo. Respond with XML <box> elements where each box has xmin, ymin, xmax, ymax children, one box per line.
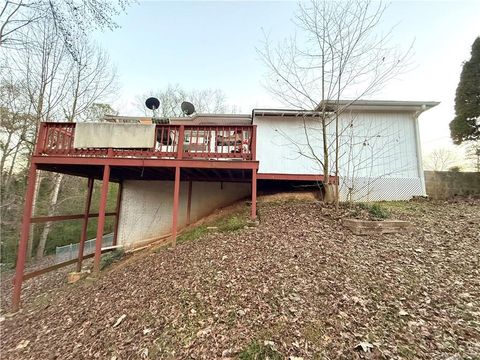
<box><xmin>339</xmin><ymin>177</ymin><xmax>425</xmax><ymax>202</ymax></box>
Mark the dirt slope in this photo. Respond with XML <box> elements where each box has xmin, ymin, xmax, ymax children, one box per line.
<box><xmin>1</xmin><ymin>199</ymin><xmax>479</xmax><ymax>359</ymax></box>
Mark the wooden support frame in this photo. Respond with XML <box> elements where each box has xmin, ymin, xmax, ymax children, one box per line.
<box><xmin>12</xmin><ymin>162</ymin><xmax>38</xmax><ymax>312</ymax></box>
<box><xmin>12</xmin><ymin>120</ymin><xmax>261</xmax><ymax>310</ymax></box>
<box><xmin>171</xmin><ymin>166</ymin><xmax>181</xmax><ymax>246</ymax></box>
<box><xmin>93</xmin><ymin>165</ymin><xmax>110</xmax><ymax>272</ymax></box>
<box><xmin>34</xmin><ymin>155</ymin><xmax>259</xmax><ymax>170</ymax></box>
<box><xmin>177</xmin><ymin>125</ymin><xmax>185</xmax><ymax>159</ymax></box>
<box><xmin>77</xmin><ymin>178</ymin><xmax>94</xmax><ymax>272</ymax></box>
<box><xmin>30</xmin><ymin>212</ymin><xmax>116</xmax><ymax>223</ymax></box>
<box><xmin>24</xmin><ymin>247</ymin><xmax>118</xmax><ymax>281</ymax></box>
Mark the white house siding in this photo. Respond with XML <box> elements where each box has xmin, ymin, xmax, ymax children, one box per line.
<box><xmin>117</xmin><ymin>180</ymin><xmax>250</xmax><ymax>247</ymax></box>
<box><xmin>253</xmin><ymin>111</ymin><xmax>425</xmax><ymax>201</ymax></box>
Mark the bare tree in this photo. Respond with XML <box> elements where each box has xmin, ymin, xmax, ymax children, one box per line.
<box><xmin>259</xmin><ymin>0</ymin><xmax>411</xmax><ymax>204</ymax></box>
<box><xmin>0</xmin><ymin>15</ymin><xmax>118</xmax><ymax>259</ymax></box>
<box><xmin>82</xmin><ymin>103</ymin><xmax>118</xmax><ymax>122</ymax></box>
<box><xmin>465</xmin><ymin>142</ymin><xmax>480</xmax><ymax>172</ymax></box>
<box><xmin>424</xmin><ymin>148</ymin><xmax>459</xmax><ymax>171</ymax></box>
<box><xmin>136</xmin><ymin>84</ymin><xmax>234</xmax><ymax>117</ymax></box>
<box><xmin>0</xmin><ymin>0</ymin><xmax>131</xmax><ymax>58</ymax></box>
<box><xmin>1</xmin><ymin>2</ymin><xmax>121</xmax><ymax>264</ymax></box>
<box><xmin>13</xmin><ymin>19</ymin><xmax>70</xmax><ymax>127</ymax></box>
<box><xmin>5</xmin><ymin>18</ymin><xmax>72</xmax><ymax>259</ymax></box>
<box><xmin>0</xmin><ymin>1</ymin><xmax>43</xmax><ymax>48</ymax></box>
<box><xmin>35</xmin><ymin>37</ymin><xmax>118</xmax><ymax>259</ymax></box>
<box><xmin>0</xmin><ymin>79</ymin><xmax>35</xmax><ymax>188</ymax></box>
<box><xmin>62</xmin><ymin>39</ymin><xmax>118</xmax><ymax>122</ymax></box>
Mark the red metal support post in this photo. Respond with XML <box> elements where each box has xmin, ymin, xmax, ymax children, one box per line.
<box><xmin>171</xmin><ymin>166</ymin><xmax>181</xmax><ymax>246</ymax></box>
<box><xmin>76</xmin><ymin>177</ymin><xmax>94</xmax><ymax>272</ymax></box>
<box><xmin>93</xmin><ymin>165</ymin><xmax>110</xmax><ymax>272</ymax></box>
<box><xmin>12</xmin><ymin>162</ymin><xmax>38</xmax><ymax>312</ymax></box>
<box><xmin>251</xmin><ymin>169</ymin><xmax>257</xmax><ymax>220</ymax></box>
<box><xmin>112</xmin><ymin>181</ymin><xmax>123</xmax><ymax>246</ymax></box>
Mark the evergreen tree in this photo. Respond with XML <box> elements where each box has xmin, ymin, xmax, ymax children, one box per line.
<box><xmin>449</xmin><ymin>37</ymin><xmax>480</xmax><ymax>144</ymax></box>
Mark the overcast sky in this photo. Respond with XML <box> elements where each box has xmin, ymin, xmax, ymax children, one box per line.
<box><xmin>93</xmin><ymin>0</ymin><xmax>480</xmax><ymax>164</ymax></box>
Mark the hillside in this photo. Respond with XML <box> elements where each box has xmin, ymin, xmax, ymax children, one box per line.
<box><xmin>1</xmin><ymin>198</ymin><xmax>479</xmax><ymax>359</ymax></box>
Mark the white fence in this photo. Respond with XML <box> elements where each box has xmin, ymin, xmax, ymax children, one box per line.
<box><xmin>55</xmin><ymin>233</ymin><xmax>114</xmax><ymax>264</ymax></box>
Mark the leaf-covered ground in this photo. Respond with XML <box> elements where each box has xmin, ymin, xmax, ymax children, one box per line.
<box><xmin>1</xmin><ymin>198</ymin><xmax>479</xmax><ymax>359</ymax></box>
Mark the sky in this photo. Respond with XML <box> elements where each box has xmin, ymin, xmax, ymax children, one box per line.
<box><xmin>93</xmin><ymin>0</ymin><xmax>480</xmax><ymax>165</ymax></box>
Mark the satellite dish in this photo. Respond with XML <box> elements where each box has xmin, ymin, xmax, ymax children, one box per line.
<box><xmin>181</xmin><ymin>101</ymin><xmax>195</xmax><ymax>116</ymax></box>
<box><xmin>145</xmin><ymin>97</ymin><xmax>160</xmax><ymax>111</ymax></box>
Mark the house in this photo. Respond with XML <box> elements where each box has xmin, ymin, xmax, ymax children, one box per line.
<box><xmin>11</xmin><ymin>99</ymin><xmax>438</xmax><ymax>310</ymax></box>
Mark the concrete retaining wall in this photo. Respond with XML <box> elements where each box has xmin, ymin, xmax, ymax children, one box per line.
<box><xmin>425</xmin><ymin>171</ymin><xmax>480</xmax><ymax>199</ymax></box>
<box><xmin>117</xmin><ymin>180</ymin><xmax>251</xmax><ymax>247</ymax></box>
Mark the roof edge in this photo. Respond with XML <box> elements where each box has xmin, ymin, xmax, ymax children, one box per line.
<box><xmin>316</xmin><ymin>99</ymin><xmax>440</xmax><ymax>112</ymax></box>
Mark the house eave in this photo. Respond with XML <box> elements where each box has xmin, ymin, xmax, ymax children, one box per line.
<box><xmin>316</xmin><ymin>100</ymin><xmax>440</xmax><ymax>113</ymax></box>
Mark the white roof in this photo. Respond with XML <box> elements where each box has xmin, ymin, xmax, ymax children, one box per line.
<box><xmin>253</xmin><ymin>100</ymin><xmax>439</xmax><ymax>118</ymax></box>
<box><xmin>317</xmin><ymin>99</ymin><xmax>440</xmax><ymax>112</ymax></box>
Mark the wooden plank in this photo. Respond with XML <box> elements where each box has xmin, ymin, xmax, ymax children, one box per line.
<box><xmin>30</xmin><ymin>212</ymin><xmax>117</xmax><ymax>223</ymax></box>
<box><xmin>22</xmin><ymin>246</ymin><xmax>120</xmax><ymax>281</ymax></box>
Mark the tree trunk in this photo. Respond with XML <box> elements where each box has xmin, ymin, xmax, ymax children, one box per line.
<box><xmin>35</xmin><ymin>173</ymin><xmax>63</xmax><ymax>259</ymax></box>
<box><xmin>0</xmin><ymin>132</ymin><xmax>13</xmax><ymax>177</ymax></box>
<box><xmin>4</xmin><ymin>142</ymin><xmax>20</xmax><ymax>194</ymax></box>
<box><xmin>323</xmin><ymin>183</ymin><xmax>336</xmax><ymax>203</ymax></box>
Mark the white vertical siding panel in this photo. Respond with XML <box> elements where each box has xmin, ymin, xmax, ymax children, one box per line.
<box><xmin>254</xmin><ymin>111</ymin><xmax>424</xmax><ymax>201</ymax></box>
<box><xmin>254</xmin><ymin>116</ymin><xmax>324</xmax><ymax>175</ymax></box>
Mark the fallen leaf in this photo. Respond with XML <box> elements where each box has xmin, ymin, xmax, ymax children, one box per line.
<box><xmin>15</xmin><ymin>340</ymin><xmax>30</xmax><ymax>350</ymax></box>
<box><xmin>112</xmin><ymin>314</ymin><xmax>126</xmax><ymax>327</ymax></box>
<box><xmin>354</xmin><ymin>341</ymin><xmax>374</xmax><ymax>352</ymax></box>
<box><xmin>140</xmin><ymin>348</ymin><xmax>148</xmax><ymax>358</ymax></box>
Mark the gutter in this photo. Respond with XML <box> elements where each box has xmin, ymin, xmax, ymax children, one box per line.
<box><xmin>413</xmin><ymin>104</ymin><xmax>430</xmax><ymax>196</ymax></box>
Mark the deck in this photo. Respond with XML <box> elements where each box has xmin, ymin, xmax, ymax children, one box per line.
<box><xmin>33</xmin><ymin>122</ymin><xmax>258</xmax><ymax>182</ymax></box>
<box><xmin>36</xmin><ymin>122</ymin><xmax>256</xmax><ymax>160</ymax></box>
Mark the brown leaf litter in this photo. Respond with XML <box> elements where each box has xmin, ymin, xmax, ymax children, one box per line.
<box><xmin>0</xmin><ymin>198</ymin><xmax>479</xmax><ymax>359</ymax></box>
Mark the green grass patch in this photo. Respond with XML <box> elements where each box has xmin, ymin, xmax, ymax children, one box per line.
<box><xmin>176</xmin><ymin>209</ymin><xmax>250</xmax><ymax>244</ymax></box>
<box><xmin>100</xmin><ymin>249</ymin><xmax>125</xmax><ymax>270</ymax></box>
<box><xmin>355</xmin><ymin>202</ymin><xmax>390</xmax><ymax>220</ymax></box>
<box><xmin>238</xmin><ymin>341</ymin><xmax>282</xmax><ymax>360</ymax></box>
<box><xmin>177</xmin><ymin>225</ymin><xmax>210</xmax><ymax>243</ymax></box>
<box><xmin>219</xmin><ymin>215</ymin><xmax>248</xmax><ymax>232</ymax></box>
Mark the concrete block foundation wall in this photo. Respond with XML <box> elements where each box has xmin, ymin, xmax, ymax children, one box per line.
<box><xmin>424</xmin><ymin>171</ymin><xmax>480</xmax><ymax>199</ymax></box>
<box><xmin>117</xmin><ymin>180</ymin><xmax>251</xmax><ymax>247</ymax></box>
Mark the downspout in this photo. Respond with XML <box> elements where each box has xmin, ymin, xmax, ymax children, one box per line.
<box><xmin>413</xmin><ymin>105</ymin><xmax>427</xmax><ymax>196</ymax></box>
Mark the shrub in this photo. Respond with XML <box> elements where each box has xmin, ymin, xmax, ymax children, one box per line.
<box><xmin>449</xmin><ymin>166</ymin><xmax>461</xmax><ymax>172</ymax></box>
<box><xmin>356</xmin><ymin>202</ymin><xmax>390</xmax><ymax>220</ymax></box>
<box><xmin>100</xmin><ymin>249</ymin><xmax>124</xmax><ymax>270</ymax></box>
<box><xmin>368</xmin><ymin>203</ymin><xmax>390</xmax><ymax>219</ymax></box>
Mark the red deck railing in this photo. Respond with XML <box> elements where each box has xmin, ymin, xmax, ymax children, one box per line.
<box><xmin>35</xmin><ymin>122</ymin><xmax>256</xmax><ymax>161</ymax></box>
